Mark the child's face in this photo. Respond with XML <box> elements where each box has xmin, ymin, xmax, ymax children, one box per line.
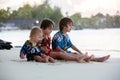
<box><xmin>34</xmin><ymin>32</ymin><xmax>43</xmax><ymax>42</ymax></box>
<box><xmin>43</xmin><ymin>25</ymin><xmax>54</xmax><ymax>35</ymax></box>
<box><xmin>65</xmin><ymin>23</ymin><xmax>73</xmax><ymax>32</ymax></box>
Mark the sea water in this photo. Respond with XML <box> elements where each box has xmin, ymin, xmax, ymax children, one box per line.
<box><xmin>0</xmin><ymin>28</ymin><xmax>120</xmax><ymax>52</ymax></box>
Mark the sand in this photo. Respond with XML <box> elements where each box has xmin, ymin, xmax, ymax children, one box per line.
<box><xmin>0</xmin><ymin>48</ymin><xmax>120</xmax><ymax>80</ymax></box>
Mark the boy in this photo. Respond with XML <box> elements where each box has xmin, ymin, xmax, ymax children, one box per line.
<box><xmin>52</xmin><ymin>17</ymin><xmax>110</xmax><ymax>62</ymax></box>
<box><xmin>40</xmin><ymin>18</ymin><xmax>87</xmax><ymax>63</ymax></box>
<box><xmin>20</xmin><ymin>27</ymin><xmax>55</xmax><ymax>63</ymax></box>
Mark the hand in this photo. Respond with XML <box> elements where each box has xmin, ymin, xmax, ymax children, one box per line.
<box><xmin>84</xmin><ymin>52</ymin><xmax>89</xmax><ymax>57</ymax></box>
<box><xmin>41</xmin><ymin>53</ymin><xmax>47</xmax><ymax>58</ymax></box>
<box><xmin>20</xmin><ymin>53</ymin><xmax>25</xmax><ymax>59</ymax></box>
<box><xmin>41</xmin><ymin>47</ymin><xmax>49</xmax><ymax>53</ymax></box>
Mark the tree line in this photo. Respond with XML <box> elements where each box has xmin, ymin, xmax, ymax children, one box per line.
<box><xmin>0</xmin><ymin>0</ymin><xmax>120</xmax><ymax>29</ymax></box>
<box><xmin>70</xmin><ymin>12</ymin><xmax>120</xmax><ymax>29</ymax></box>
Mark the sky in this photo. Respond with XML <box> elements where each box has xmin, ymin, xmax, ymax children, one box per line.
<box><xmin>0</xmin><ymin>0</ymin><xmax>120</xmax><ymax>17</ymax></box>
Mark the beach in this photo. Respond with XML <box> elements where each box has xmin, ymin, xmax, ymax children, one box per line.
<box><xmin>0</xmin><ymin>29</ymin><xmax>120</xmax><ymax>80</ymax></box>
<box><xmin>0</xmin><ymin>48</ymin><xmax>120</xmax><ymax>80</ymax></box>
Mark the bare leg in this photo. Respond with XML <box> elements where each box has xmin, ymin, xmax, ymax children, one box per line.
<box><xmin>91</xmin><ymin>55</ymin><xmax>110</xmax><ymax>62</ymax></box>
<box><xmin>69</xmin><ymin>52</ymin><xmax>110</xmax><ymax>62</ymax></box>
<box><xmin>78</xmin><ymin>53</ymin><xmax>89</xmax><ymax>63</ymax></box>
<box><xmin>84</xmin><ymin>54</ymin><xmax>94</xmax><ymax>62</ymax></box>
<box><xmin>68</xmin><ymin>52</ymin><xmax>92</xmax><ymax>62</ymax></box>
<box><xmin>50</xmin><ymin>51</ymin><xmax>84</xmax><ymax>63</ymax></box>
<box><xmin>34</xmin><ymin>56</ymin><xmax>49</xmax><ymax>63</ymax></box>
<box><xmin>49</xmin><ymin>57</ymin><xmax>56</xmax><ymax>63</ymax></box>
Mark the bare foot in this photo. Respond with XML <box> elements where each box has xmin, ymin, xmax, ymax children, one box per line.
<box><xmin>44</xmin><ymin>56</ymin><xmax>49</xmax><ymax>63</ymax></box>
<box><xmin>49</xmin><ymin>57</ymin><xmax>56</xmax><ymax>63</ymax></box>
<box><xmin>77</xmin><ymin>53</ymin><xmax>88</xmax><ymax>63</ymax></box>
<box><xmin>84</xmin><ymin>55</ymin><xmax>94</xmax><ymax>62</ymax></box>
<box><xmin>93</xmin><ymin>55</ymin><xmax>110</xmax><ymax>62</ymax></box>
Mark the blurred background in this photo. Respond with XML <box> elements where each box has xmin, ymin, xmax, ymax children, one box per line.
<box><xmin>0</xmin><ymin>0</ymin><xmax>120</xmax><ymax>51</ymax></box>
<box><xmin>0</xmin><ymin>0</ymin><xmax>120</xmax><ymax>30</ymax></box>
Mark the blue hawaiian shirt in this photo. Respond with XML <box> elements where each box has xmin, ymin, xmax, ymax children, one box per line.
<box><xmin>20</xmin><ymin>40</ymin><xmax>41</xmax><ymax>56</ymax></box>
<box><xmin>52</xmin><ymin>31</ymin><xmax>73</xmax><ymax>53</ymax></box>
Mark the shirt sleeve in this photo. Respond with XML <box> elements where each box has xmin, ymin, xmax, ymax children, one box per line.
<box><xmin>56</xmin><ymin>37</ymin><xmax>63</xmax><ymax>48</ymax></box>
<box><xmin>54</xmin><ymin>35</ymin><xmax>72</xmax><ymax>50</ymax></box>
<box><xmin>52</xmin><ymin>34</ymin><xmax>61</xmax><ymax>48</ymax></box>
<box><xmin>20</xmin><ymin>44</ymin><xmax>29</xmax><ymax>55</ymax></box>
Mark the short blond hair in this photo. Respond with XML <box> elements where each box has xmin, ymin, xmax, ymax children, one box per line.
<box><xmin>30</xmin><ymin>27</ymin><xmax>42</xmax><ymax>37</ymax></box>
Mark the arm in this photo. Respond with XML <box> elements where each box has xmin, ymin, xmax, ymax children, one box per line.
<box><xmin>71</xmin><ymin>45</ymin><xmax>84</xmax><ymax>55</ymax></box>
<box><xmin>20</xmin><ymin>52</ymin><xmax>25</xmax><ymax>59</ymax></box>
<box><xmin>41</xmin><ymin>46</ymin><xmax>49</xmax><ymax>53</ymax></box>
<box><xmin>19</xmin><ymin>43</ymin><xmax>28</xmax><ymax>59</ymax></box>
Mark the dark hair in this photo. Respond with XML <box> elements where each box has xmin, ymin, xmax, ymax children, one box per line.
<box><xmin>59</xmin><ymin>17</ymin><xmax>73</xmax><ymax>31</ymax></box>
<box><xmin>40</xmin><ymin>18</ymin><xmax>54</xmax><ymax>30</ymax></box>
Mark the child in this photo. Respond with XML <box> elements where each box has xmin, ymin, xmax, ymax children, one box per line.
<box><xmin>40</xmin><ymin>18</ymin><xmax>87</xmax><ymax>63</ymax></box>
<box><xmin>20</xmin><ymin>27</ymin><xmax>55</xmax><ymax>63</ymax></box>
<box><xmin>52</xmin><ymin>17</ymin><xmax>110</xmax><ymax>62</ymax></box>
